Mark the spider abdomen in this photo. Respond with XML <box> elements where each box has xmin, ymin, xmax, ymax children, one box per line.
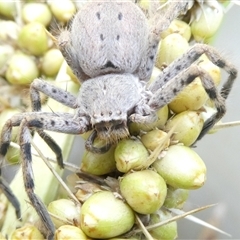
<box><xmin>71</xmin><ymin>0</ymin><xmax>149</xmax><ymax>78</ymax></box>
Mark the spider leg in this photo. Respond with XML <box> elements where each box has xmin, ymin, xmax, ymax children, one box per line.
<box><xmin>149</xmin><ymin>43</ymin><xmax>237</xmax><ymax>95</ymax></box>
<box><xmin>0</xmin><ymin>115</ymin><xmax>24</xmax><ymax>225</ymax></box>
<box><xmin>148</xmin><ymin>43</ymin><xmax>237</xmax><ymax>138</ymax></box>
<box><xmin>148</xmin><ymin>65</ymin><xmax>222</xmax><ymax>109</ymax></box>
<box><xmin>85</xmin><ymin>130</ymin><xmax>112</xmax><ymax>154</ymax></box>
<box><xmin>0</xmin><ymin>112</ymin><xmax>78</xmax><ymax>169</ymax></box>
<box><xmin>148</xmin><ymin>64</ymin><xmax>227</xmax><ymax>139</ymax></box>
<box><xmin>0</xmin><ymin>114</ymin><xmax>23</xmax><ymax>161</ymax></box>
<box><xmin>0</xmin><ymin>112</ymin><xmax>88</xmax><ymax>239</ymax></box>
<box><xmin>20</xmin><ymin>118</ymin><xmax>55</xmax><ymax>239</ymax></box>
<box><xmin>19</xmin><ymin>114</ymin><xmax>88</xmax><ymax>239</ymax></box>
<box><xmin>131</xmin><ymin>64</ymin><xmax>211</xmax><ymax>124</ymax></box>
<box><xmin>58</xmin><ymin>30</ymin><xmax>89</xmax><ymax>81</ymax></box>
<box><xmin>30</xmin><ymin>79</ymin><xmax>78</xmax><ymax>168</ymax></box>
<box><xmin>149</xmin><ymin>1</ymin><xmax>191</xmax><ymax>36</ymax></box>
<box><xmin>30</xmin><ymin>78</ymin><xmax>78</xmax><ymax>111</ymax></box>
<box><xmin>137</xmin><ymin>1</ymin><xmax>191</xmax><ymax>80</ymax></box>
<box><xmin>36</xmin><ymin>130</ymin><xmax>64</xmax><ymax>168</ymax></box>
<box><xmin>0</xmin><ymin>112</ymin><xmax>88</xmax><ymax>229</ymax></box>
<box><xmin>0</xmin><ymin>177</ymin><xmax>21</xmax><ymax>219</ymax></box>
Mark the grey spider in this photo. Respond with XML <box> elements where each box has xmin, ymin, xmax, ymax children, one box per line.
<box><xmin>0</xmin><ymin>0</ymin><xmax>237</xmax><ymax>239</ymax></box>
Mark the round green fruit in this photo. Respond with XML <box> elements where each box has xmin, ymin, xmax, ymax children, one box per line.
<box><xmin>119</xmin><ymin>170</ymin><xmax>167</xmax><ymax>214</ymax></box>
<box><xmin>149</xmin><ymin>210</ymin><xmax>177</xmax><ymax>240</ymax></box>
<box><xmin>6</xmin><ymin>52</ymin><xmax>39</xmax><ymax>85</ymax></box>
<box><xmin>18</xmin><ymin>22</ymin><xmax>49</xmax><ymax>56</ymax></box>
<box><xmin>47</xmin><ymin>199</ymin><xmax>81</xmax><ymax>228</ymax></box>
<box><xmin>165</xmin><ymin>110</ymin><xmax>204</xmax><ymax>146</ymax></box>
<box><xmin>81</xmin><ymin>140</ymin><xmax>116</xmax><ymax>175</ymax></box>
<box><xmin>80</xmin><ymin>191</ymin><xmax>135</xmax><ymax>239</ymax></box>
<box><xmin>54</xmin><ymin>225</ymin><xmax>89</xmax><ymax>240</ymax></box>
<box><xmin>153</xmin><ymin>145</ymin><xmax>206</xmax><ymax>189</ymax></box>
<box><xmin>114</xmin><ymin>138</ymin><xmax>149</xmax><ymax>173</ymax></box>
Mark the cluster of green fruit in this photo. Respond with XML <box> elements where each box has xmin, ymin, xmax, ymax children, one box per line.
<box><xmin>0</xmin><ymin>0</ymin><xmax>79</xmax><ymax>164</ymax></box>
<box><xmin>0</xmin><ymin>0</ymin><xmax>229</xmax><ymax>239</ymax></box>
<box><xmin>0</xmin><ymin>1</ymin><xmax>77</xmax><ymax>85</ymax></box>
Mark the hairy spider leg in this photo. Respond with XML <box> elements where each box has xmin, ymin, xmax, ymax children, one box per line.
<box><xmin>0</xmin><ymin>112</ymin><xmax>87</xmax><ymax>239</ymax></box>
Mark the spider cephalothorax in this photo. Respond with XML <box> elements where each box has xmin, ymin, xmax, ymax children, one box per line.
<box><xmin>77</xmin><ymin>74</ymin><xmax>142</xmax><ymax>144</ymax></box>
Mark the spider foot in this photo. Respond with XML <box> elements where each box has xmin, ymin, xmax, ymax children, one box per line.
<box><xmin>0</xmin><ymin>177</ymin><xmax>21</xmax><ymax>220</ymax></box>
<box><xmin>85</xmin><ymin>130</ymin><xmax>111</xmax><ymax>154</ymax></box>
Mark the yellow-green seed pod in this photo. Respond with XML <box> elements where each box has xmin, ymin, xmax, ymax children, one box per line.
<box><xmin>0</xmin><ymin>45</ymin><xmax>14</xmax><ymax>75</ymax></box>
<box><xmin>54</xmin><ymin>225</ymin><xmax>89</xmax><ymax>240</ymax></box>
<box><xmin>161</xmin><ymin>19</ymin><xmax>191</xmax><ymax>41</ymax></box>
<box><xmin>165</xmin><ymin>110</ymin><xmax>204</xmax><ymax>146</ymax></box>
<box><xmin>154</xmin><ymin>105</ymin><xmax>169</xmax><ymax>129</ymax></box>
<box><xmin>141</xmin><ymin>129</ymin><xmax>170</xmax><ymax>151</ymax></box>
<box><xmin>137</xmin><ymin>0</ymin><xmax>150</xmax><ymax>13</ymax></box>
<box><xmin>149</xmin><ymin>210</ymin><xmax>177</xmax><ymax>240</ymax></box>
<box><xmin>11</xmin><ymin>225</ymin><xmax>44</xmax><ymax>240</ymax></box>
<box><xmin>191</xmin><ymin>4</ymin><xmax>224</xmax><ymax>42</ymax></box>
<box><xmin>80</xmin><ymin>191</ymin><xmax>135</xmax><ymax>239</ymax></box>
<box><xmin>156</xmin><ymin>33</ymin><xmax>189</xmax><ymax>68</ymax></box>
<box><xmin>153</xmin><ymin>145</ymin><xmax>206</xmax><ymax>189</ymax></box>
<box><xmin>41</xmin><ymin>49</ymin><xmax>64</xmax><ymax>77</ymax></box>
<box><xmin>119</xmin><ymin>170</ymin><xmax>167</xmax><ymax>214</ymax></box>
<box><xmin>163</xmin><ymin>187</ymin><xmax>189</xmax><ymax>209</ymax></box>
<box><xmin>0</xmin><ymin>21</ymin><xmax>19</xmax><ymax>43</ymax></box>
<box><xmin>18</xmin><ymin>22</ymin><xmax>49</xmax><ymax>56</ymax></box>
<box><xmin>5</xmin><ymin>145</ymin><xmax>20</xmax><ymax>165</ymax></box>
<box><xmin>47</xmin><ymin>199</ymin><xmax>81</xmax><ymax>228</ymax></box>
<box><xmin>137</xmin><ymin>0</ymin><xmax>167</xmax><ymax>15</ymax></box>
<box><xmin>114</xmin><ymin>138</ymin><xmax>149</xmax><ymax>173</ymax></box>
<box><xmin>0</xmin><ymin>2</ymin><xmax>16</xmax><ymax>19</ymax></box>
<box><xmin>129</xmin><ymin>105</ymin><xmax>169</xmax><ymax>134</ymax></box>
<box><xmin>49</xmin><ymin>0</ymin><xmax>76</xmax><ymax>23</ymax></box>
<box><xmin>22</xmin><ymin>3</ymin><xmax>52</xmax><ymax>27</ymax></box>
<box><xmin>81</xmin><ymin>141</ymin><xmax>116</xmax><ymax>175</ymax></box>
<box><xmin>5</xmin><ymin>52</ymin><xmax>39</xmax><ymax>85</ymax></box>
